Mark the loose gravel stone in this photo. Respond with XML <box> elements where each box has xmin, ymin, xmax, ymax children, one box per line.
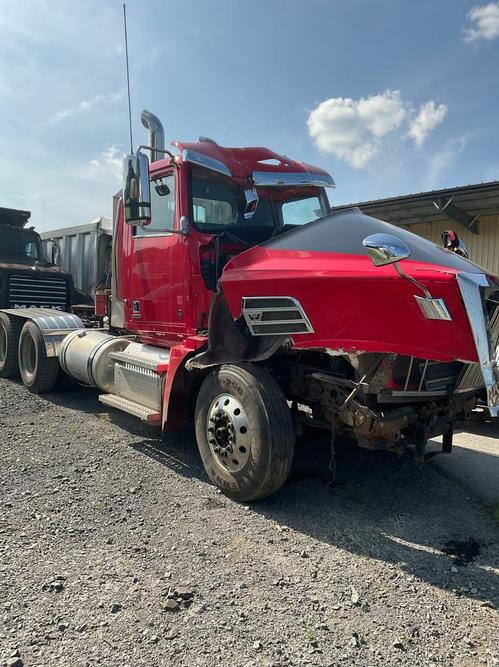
<box><xmin>6</xmin><ymin>658</ymin><xmax>23</xmax><ymax>667</ymax></box>
<box><xmin>0</xmin><ymin>379</ymin><xmax>498</xmax><ymax>667</ymax></box>
<box><xmin>163</xmin><ymin>599</ymin><xmax>180</xmax><ymax>612</ymax></box>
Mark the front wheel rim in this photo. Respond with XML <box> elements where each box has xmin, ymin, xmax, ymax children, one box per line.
<box><xmin>206</xmin><ymin>393</ymin><xmax>251</xmax><ymax>473</ymax></box>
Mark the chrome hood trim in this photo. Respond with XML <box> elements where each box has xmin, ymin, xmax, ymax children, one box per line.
<box><xmin>457</xmin><ymin>272</ymin><xmax>499</xmax><ymax>416</ymax></box>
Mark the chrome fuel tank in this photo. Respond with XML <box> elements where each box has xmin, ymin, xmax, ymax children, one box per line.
<box><xmin>59</xmin><ymin>330</ymin><xmax>130</xmax><ymax>392</ymax></box>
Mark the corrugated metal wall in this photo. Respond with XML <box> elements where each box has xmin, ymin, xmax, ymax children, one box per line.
<box><xmin>400</xmin><ymin>214</ymin><xmax>499</xmax><ymax>276</ymax></box>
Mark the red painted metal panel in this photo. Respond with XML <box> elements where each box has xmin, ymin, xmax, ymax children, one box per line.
<box><xmin>220</xmin><ymin>247</ymin><xmax>479</xmax><ymax>363</ymax></box>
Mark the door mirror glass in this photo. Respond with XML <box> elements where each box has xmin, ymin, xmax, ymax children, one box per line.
<box><xmin>363</xmin><ymin>233</ymin><xmax>411</xmax><ymax>266</ymax></box>
<box><xmin>123</xmin><ymin>153</ymin><xmax>151</xmax><ymax>226</ymax></box>
<box><xmin>243</xmin><ymin>188</ymin><xmax>259</xmax><ymax>220</ymax></box>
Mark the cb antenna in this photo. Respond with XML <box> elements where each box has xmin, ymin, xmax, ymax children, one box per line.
<box><xmin>123</xmin><ymin>3</ymin><xmax>133</xmax><ymax>154</ymax></box>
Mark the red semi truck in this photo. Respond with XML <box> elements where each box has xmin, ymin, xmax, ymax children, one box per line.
<box><xmin>1</xmin><ymin>110</ymin><xmax>498</xmax><ymax>500</ymax></box>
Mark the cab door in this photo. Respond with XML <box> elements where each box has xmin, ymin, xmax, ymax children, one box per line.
<box><xmin>124</xmin><ymin>168</ymin><xmax>189</xmax><ymax>343</ymax></box>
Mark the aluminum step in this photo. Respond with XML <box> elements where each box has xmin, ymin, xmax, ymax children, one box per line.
<box><xmin>98</xmin><ymin>394</ymin><xmax>161</xmax><ymax>424</ymax></box>
<box><xmin>108</xmin><ymin>351</ymin><xmax>161</xmax><ymax>372</ymax></box>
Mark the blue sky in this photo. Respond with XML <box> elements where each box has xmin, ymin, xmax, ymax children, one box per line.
<box><xmin>1</xmin><ymin>0</ymin><xmax>498</xmax><ymax>232</ymax></box>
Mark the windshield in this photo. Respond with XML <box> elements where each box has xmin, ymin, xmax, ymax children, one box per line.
<box><xmin>1</xmin><ymin>227</ymin><xmax>40</xmax><ymax>259</ymax></box>
<box><xmin>189</xmin><ymin>166</ymin><xmax>329</xmax><ymax>234</ymax></box>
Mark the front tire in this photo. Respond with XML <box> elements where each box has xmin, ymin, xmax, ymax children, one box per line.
<box><xmin>18</xmin><ymin>321</ymin><xmax>59</xmax><ymax>394</ymax></box>
<box><xmin>195</xmin><ymin>363</ymin><xmax>295</xmax><ymax>501</ymax></box>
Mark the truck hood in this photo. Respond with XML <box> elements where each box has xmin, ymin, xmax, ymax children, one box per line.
<box><xmin>220</xmin><ymin>209</ymin><xmax>498</xmax><ymax>365</ymax></box>
<box><xmin>0</xmin><ymin>255</ymin><xmax>66</xmax><ymax>274</ymax></box>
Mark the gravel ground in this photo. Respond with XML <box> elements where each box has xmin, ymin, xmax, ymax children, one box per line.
<box><xmin>1</xmin><ymin>378</ymin><xmax>498</xmax><ymax>667</ymax></box>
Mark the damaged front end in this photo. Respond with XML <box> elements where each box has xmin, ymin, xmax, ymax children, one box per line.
<box><xmin>282</xmin><ymin>349</ymin><xmax>478</xmax><ymax>455</ymax></box>
<box><xmin>217</xmin><ymin>208</ymin><xmax>499</xmax><ymax>452</ymax></box>
<box><xmin>269</xmin><ymin>269</ymin><xmax>499</xmax><ymax>452</ymax></box>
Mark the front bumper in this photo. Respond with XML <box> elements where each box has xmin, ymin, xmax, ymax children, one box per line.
<box><xmin>457</xmin><ymin>273</ymin><xmax>499</xmax><ymax>417</ymax></box>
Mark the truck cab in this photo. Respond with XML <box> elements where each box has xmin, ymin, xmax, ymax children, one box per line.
<box><xmin>115</xmin><ymin>139</ymin><xmax>333</xmax><ymax>347</ymax></box>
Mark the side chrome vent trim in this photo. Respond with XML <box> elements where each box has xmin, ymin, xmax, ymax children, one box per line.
<box><xmin>242</xmin><ymin>296</ymin><xmax>314</xmax><ymax>336</ymax></box>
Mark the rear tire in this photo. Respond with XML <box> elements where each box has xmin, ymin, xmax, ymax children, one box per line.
<box><xmin>195</xmin><ymin>363</ymin><xmax>295</xmax><ymax>502</ymax></box>
<box><xmin>18</xmin><ymin>321</ymin><xmax>59</xmax><ymax>394</ymax></box>
<box><xmin>0</xmin><ymin>313</ymin><xmax>23</xmax><ymax>378</ymax></box>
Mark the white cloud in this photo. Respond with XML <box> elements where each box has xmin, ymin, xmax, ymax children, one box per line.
<box><xmin>408</xmin><ymin>101</ymin><xmax>447</xmax><ymax>148</ymax></box>
<box><xmin>47</xmin><ymin>90</ymin><xmax>124</xmax><ymax>125</ymax></box>
<box><xmin>307</xmin><ymin>90</ymin><xmax>407</xmax><ymax>168</ymax></box>
<box><xmin>307</xmin><ymin>91</ymin><xmax>447</xmax><ymax>168</ymax></box>
<box><xmin>87</xmin><ymin>144</ymin><xmax>123</xmax><ymax>181</ymax></box>
<box><xmin>464</xmin><ymin>2</ymin><xmax>499</xmax><ymax>42</ymax></box>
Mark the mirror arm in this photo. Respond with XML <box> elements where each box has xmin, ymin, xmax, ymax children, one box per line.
<box><xmin>135</xmin><ymin>216</ymin><xmax>189</xmax><ymax>237</ymax></box>
<box><xmin>393</xmin><ymin>262</ymin><xmax>432</xmax><ymax>299</ymax></box>
<box><xmin>137</xmin><ymin>145</ymin><xmax>175</xmax><ymax>162</ymax></box>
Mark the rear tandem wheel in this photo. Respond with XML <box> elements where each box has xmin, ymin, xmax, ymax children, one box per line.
<box><xmin>18</xmin><ymin>321</ymin><xmax>60</xmax><ymax>394</ymax></box>
<box><xmin>0</xmin><ymin>312</ymin><xmax>23</xmax><ymax>378</ymax></box>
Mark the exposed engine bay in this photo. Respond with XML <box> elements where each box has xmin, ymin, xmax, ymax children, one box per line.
<box><xmin>269</xmin><ymin>348</ymin><xmax>477</xmax><ymax>455</ymax></box>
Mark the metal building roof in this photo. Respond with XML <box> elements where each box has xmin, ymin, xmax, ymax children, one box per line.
<box><xmin>332</xmin><ymin>180</ymin><xmax>499</xmax><ymax>233</ymax></box>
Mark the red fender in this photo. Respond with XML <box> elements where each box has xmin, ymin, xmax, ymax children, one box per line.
<box><xmin>161</xmin><ymin>336</ymin><xmax>206</xmax><ymax>431</ymax></box>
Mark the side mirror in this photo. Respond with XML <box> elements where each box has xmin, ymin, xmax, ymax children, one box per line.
<box><xmin>51</xmin><ymin>240</ymin><xmax>61</xmax><ymax>265</ymax></box>
<box><xmin>50</xmin><ymin>241</ymin><xmax>61</xmax><ymax>266</ymax></box>
<box><xmin>363</xmin><ymin>233</ymin><xmax>411</xmax><ymax>267</ymax></box>
<box><xmin>123</xmin><ymin>152</ymin><xmax>151</xmax><ymax>226</ymax></box>
<box><xmin>441</xmin><ymin>229</ymin><xmax>468</xmax><ymax>259</ymax></box>
<box><xmin>243</xmin><ymin>188</ymin><xmax>259</xmax><ymax>220</ymax></box>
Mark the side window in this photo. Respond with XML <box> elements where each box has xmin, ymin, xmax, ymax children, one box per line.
<box><xmin>135</xmin><ymin>173</ymin><xmax>176</xmax><ymax>236</ymax></box>
<box><xmin>25</xmin><ymin>242</ymin><xmax>38</xmax><ymax>258</ymax></box>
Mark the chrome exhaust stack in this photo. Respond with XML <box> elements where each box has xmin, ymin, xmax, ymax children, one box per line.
<box><xmin>141</xmin><ymin>109</ymin><xmax>165</xmax><ymax>163</ymax></box>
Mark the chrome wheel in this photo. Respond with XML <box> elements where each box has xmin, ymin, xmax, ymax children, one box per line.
<box><xmin>206</xmin><ymin>393</ymin><xmax>250</xmax><ymax>473</ymax></box>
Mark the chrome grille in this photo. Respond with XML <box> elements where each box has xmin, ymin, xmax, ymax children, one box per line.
<box><xmin>8</xmin><ymin>275</ymin><xmax>68</xmax><ymax>310</ymax></box>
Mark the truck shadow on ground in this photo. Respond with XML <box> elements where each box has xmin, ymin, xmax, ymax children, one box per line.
<box><xmin>455</xmin><ymin>407</ymin><xmax>499</xmax><ymax>438</ymax></box>
<box><xmin>45</xmin><ymin>385</ymin><xmax>499</xmax><ymax>609</ymax></box>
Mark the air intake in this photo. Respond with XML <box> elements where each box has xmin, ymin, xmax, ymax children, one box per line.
<box><xmin>242</xmin><ymin>296</ymin><xmax>314</xmax><ymax>336</ymax></box>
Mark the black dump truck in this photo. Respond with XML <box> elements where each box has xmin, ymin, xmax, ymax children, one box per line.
<box><xmin>0</xmin><ymin>206</ymin><xmax>89</xmax><ymax>378</ymax></box>
<box><xmin>0</xmin><ymin>206</ymin><xmax>74</xmax><ymax>312</ymax></box>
